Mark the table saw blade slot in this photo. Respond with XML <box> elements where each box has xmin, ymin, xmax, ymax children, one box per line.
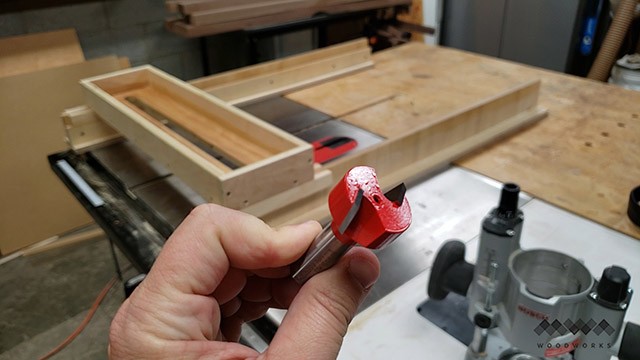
<box><xmin>124</xmin><ymin>95</ymin><xmax>240</xmax><ymax>170</ymax></box>
<box><xmin>238</xmin><ymin>96</ymin><xmax>385</xmax><ymax>164</ymax></box>
<box><xmin>80</xmin><ymin>66</ymin><xmax>317</xmax><ymax>209</ymax></box>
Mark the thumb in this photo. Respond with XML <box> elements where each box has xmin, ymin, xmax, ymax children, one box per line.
<box><xmin>265</xmin><ymin>247</ymin><xmax>380</xmax><ymax>359</ymax></box>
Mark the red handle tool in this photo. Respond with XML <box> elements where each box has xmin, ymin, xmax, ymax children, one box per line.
<box><xmin>292</xmin><ymin>166</ymin><xmax>412</xmax><ymax>284</ymax></box>
<box><xmin>312</xmin><ymin>136</ymin><xmax>358</xmax><ymax>164</ymax></box>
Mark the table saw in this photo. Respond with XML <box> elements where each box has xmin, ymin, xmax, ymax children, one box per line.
<box><xmin>50</xmin><ymin>40</ymin><xmax>640</xmax><ymax>359</ymax></box>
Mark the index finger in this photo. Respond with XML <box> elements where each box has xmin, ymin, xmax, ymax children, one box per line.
<box><xmin>144</xmin><ymin>204</ymin><xmax>322</xmax><ymax>296</ymax></box>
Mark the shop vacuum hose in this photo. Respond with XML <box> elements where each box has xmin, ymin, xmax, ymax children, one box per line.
<box><xmin>587</xmin><ymin>0</ymin><xmax>639</xmax><ymax>81</ymax></box>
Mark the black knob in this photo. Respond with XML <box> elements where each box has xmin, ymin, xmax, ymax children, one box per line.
<box><xmin>497</xmin><ymin>183</ymin><xmax>520</xmax><ymax>218</ymax></box>
<box><xmin>628</xmin><ymin>186</ymin><xmax>640</xmax><ymax>227</ymax></box>
<box><xmin>428</xmin><ymin>240</ymin><xmax>475</xmax><ymax>300</ymax></box>
<box><xmin>597</xmin><ymin>266</ymin><xmax>630</xmax><ymax>304</ymax></box>
<box><xmin>474</xmin><ymin>314</ymin><xmax>492</xmax><ymax>329</ymax></box>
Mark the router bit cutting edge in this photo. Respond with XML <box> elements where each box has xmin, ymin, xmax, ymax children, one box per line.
<box><xmin>292</xmin><ymin>166</ymin><xmax>412</xmax><ymax>284</ymax></box>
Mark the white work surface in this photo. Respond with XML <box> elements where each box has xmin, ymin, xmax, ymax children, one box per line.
<box><xmin>336</xmin><ymin>167</ymin><xmax>640</xmax><ymax>360</ymax></box>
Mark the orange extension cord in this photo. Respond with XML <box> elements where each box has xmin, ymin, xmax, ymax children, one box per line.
<box><xmin>37</xmin><ymin>276</ymin><xmax>119</xmax><ymax>360</ymax></box>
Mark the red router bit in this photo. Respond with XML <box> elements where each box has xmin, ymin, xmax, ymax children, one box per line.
<box><xmin>292</xmin><ymin>166</ymin><xmax>412</xmax><ymax>284</ymax></box>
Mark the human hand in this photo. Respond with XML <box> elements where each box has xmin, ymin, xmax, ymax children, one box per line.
<box><xmin>109</xmin><ymin>204</ymin><xmax>380</xmax><ymax>359</ymax></box>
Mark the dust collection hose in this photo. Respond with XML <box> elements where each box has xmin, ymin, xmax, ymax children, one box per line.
<box><xmin>587</xmin><ymin>0</ymin><xmax>639</xmax><ymax>81</ymax></box>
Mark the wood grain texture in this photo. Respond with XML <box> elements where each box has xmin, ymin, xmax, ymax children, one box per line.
<box><xmin>168</xmin><ymin>0</ymin><xmax>413</xmax><ymax>37</ymax></box>
<box><xmin>63</xmin><ymin>105</ymin><xmax>122</xmax><ymax>153</ymax></box>
<box><xmin>178</xmin><ymin>0</ymin><xmax>286</xmax><ymax>14</ymax></box>
<box><xmin>82</xmin><ymin>66</ymin><xmax>314</xmax><ymax>209</ymax></box>
<box><xmin>0</xmin><ymin>29</ymin><xmax>84</xmax><ymax>78</ymax></box>
<box><xmin>191</xmin><ymin>38</ymin><xmax>371</xmax><ymax>92</ymax></box>
<box><xmin>63</xmin><ymin>39</ymin><xmax>372</xmax><ymax>150</ymax></box>
<box><xmin>325</xmin><ymin>81</ymin><xmax>543</xmax><ymax>180</ymax></box>
<box><xmin>455</xmin><ymin>57</ymin><xmax>640</xmax><ymax>240</ymax></box>
<box><xmin>263</xmin><ymin>75</ymin><xmax>545</xmax><ymax>226</ymax></box>
<box><xmin>242</xmin><ymin>168</ymin><xmax>333</xmax><ymax>218</ymax></box>
<box><xmin>198</xmin><ymin>47</ymin><xmax>373</xmax><ymax>105</ymax></box>
<box><xmin>189</xmin><ymin>0</ymin><xmax>309</xmax><ymax>26</ymax></box>
<box><xmin>287</xmin><ymin>42</ymin><xmax>640</xmax><ymax>239</ymax></box>
<box><xmin>83</xmin><ymin>68</ymin><xmax>231</xmax><ymax>205</ymax></box>
<box><xmin>287</xmin><ymin>43</ymin><xmax>542</xmax><ymax>138</ymax></box>
<box><xmin>263</xmin><ymin>107</ymin><xmax>547</xmax><ymax>227</ymax></box>
<box><xmin>117</xmin><ymin>87</ymin><xmax>277</xmax><ymax>165</ymax></box>
<box><xmin>187</xmin><ymin>0</ymin><xmax>413</xmax><ymax>26</ymax></box>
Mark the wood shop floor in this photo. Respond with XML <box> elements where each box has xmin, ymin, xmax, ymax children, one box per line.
<box><xmin>0</xmin><ymin>237</ymin><xmax>135</xmax><ymax>359</ymax></box>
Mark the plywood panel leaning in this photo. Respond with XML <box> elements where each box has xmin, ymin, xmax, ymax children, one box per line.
<box><xmin>0</xmin><ymin>56</ymin><xmax>124</xmax><ymax>254</ymax></box>
<box><xmin>0</xmin><ymin>29</ymin><xmax>85</xmax><ymax>78</ymax></box>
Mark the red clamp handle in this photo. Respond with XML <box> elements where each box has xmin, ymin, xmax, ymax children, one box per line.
<box><xmin>328</xmin><ymin>166</ymin><xmax>411</xmax><ymax>249</ymax></box>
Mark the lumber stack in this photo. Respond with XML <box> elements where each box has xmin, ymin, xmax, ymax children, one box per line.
<box><xmin>166</xmin><ymin>0</ymin><xmax>412</xmax><ymax>37</ymax></box>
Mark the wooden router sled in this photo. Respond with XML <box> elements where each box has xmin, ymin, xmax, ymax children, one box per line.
<box><xmin>63</xmin><ymin>39</ymin><xmax>547</xmax><ymax>224</ymax></box>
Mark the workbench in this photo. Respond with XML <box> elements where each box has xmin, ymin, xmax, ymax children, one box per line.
<box><xmin>284</xmin><ymin>43</ymin><xmax>640</xmax><ymax>241</ymax></box>
<box><xmin>51</xmin><ymin>41</ymin><xmax>640</xmax><ymax>356</ymax></box>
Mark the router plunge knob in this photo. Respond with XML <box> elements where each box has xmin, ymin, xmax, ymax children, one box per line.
<box><xmin>497</xmin><ymin>183</ymin><xmax>520</xmax><ymax>218</ymax></box>
<box><xmin>597</xmin><ymin>265</ymin><xmax>630</xmax><ymax>305</ymax></box>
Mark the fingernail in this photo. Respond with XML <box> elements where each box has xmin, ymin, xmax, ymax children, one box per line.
<box><xmin>348</xmin><ymin>256</ymin><xmax>378</xmax><ymax>289</ymax></box>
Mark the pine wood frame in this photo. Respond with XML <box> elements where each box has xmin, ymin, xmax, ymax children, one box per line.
<box><xmin>81</xmin><ymin>66</ymin><xmax>315</xmax><ymax>209</ymax></box>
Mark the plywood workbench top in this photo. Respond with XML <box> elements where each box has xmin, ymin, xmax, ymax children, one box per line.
<box><xmin>286</xmin><ymin>42</ymin><xmax>640</xmax><ymax>240</ymax></box>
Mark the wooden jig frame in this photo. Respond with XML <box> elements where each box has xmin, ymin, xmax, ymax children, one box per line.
<box><xmin>66</xmin><ymin>39</ymin><xmax>373</xmax><ymax>152</ymax></box>
<box><xmin>261</xmin><ymin>81</ymin><xmax>547</xmax><ymax>226</ymax></box>
<box><xmin>81</xmin><ymin>66</ymin><xmax>314</xmax><ymax>209</ymax></box>
<box><xmin>67</xmin><ymin>38</ymin><xmax>547</xmax><ymax>221</ymax></box>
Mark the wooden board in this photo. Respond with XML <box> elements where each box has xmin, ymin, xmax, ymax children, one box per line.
<box><xmin>81</xmin><ymin>66</ymin><xmax>315</xmax><ymax>209</ymax></box>
<box><xmin>66</xmin><ymin>42</ymin><xmax>545</xmax><ymax>233</ymax></box>
<box><xmin>65</xmin><ymin>39</ymin><xmax>373</xmax><ymax>149</ymax></box>
<box><xmin>0</xmin><ymin>29</ymin><xmax>85</xmax><ymax>79</ymax></box>
<box><xmin>189</xmin><ymin>0</ymin><xmax>310</xmax><ymax>26</ymax></box>
<box><xmin>187</xmin><ymin>0</ymin><xmax>411</xmax><ymax>26</ymax></box>
<box><xmin>0</xmin><ymin>56</ymin><xmax>124</xmax><ymax>255</ymax></box>
<box><xmin>62</xmin><ymin>105</ymin><xmax>122</xmax><ymax>153</ymax></box>
<box><xmin>243</xmin><ymin>167</ymin><xmax>334</xmax><ymax>218</ymax></box>
<box><xmin>167</xmin><ymin>0</ymin><xmax>412</xmax><ymax>37</ymax></box>
<box><xmin>325</xmin><ymin>81</ymin><xmax>543</xmax><ymax>181</ymax></box>
<box><xmin>22</xmin><ymin>226</ymin><xmax>105</xmax><ymax>256</ymax></box>
<box><xmin>287</xmin><ymin>42</ymin><xmax>640</xmax><ymax>240</ymax></box>
<box><xmin>263</xmin><ymin>81</ymin><xmax>546</xmax><ymax>226</ymax></box>
<box><xmin>191</xmin><ymin>38</ymin><xmax>373</xmax><ymax>105</ymax></box>
<box><xmin>176</xmin><ymin>0</ymin><xmax>410</xmax><ymax>15</ymax></box>
<box><xmin>177</xmin><ymin>0</ymin><xmax>289</xmax><ymax>14</ymax></box>
<box><xmin>452</xmin><ymin>54</ymin><xmax>640</xmax><ymax>240</ymax></box>
<box><xmin>287</xmin><ymin>43</ymin><xmax>542</xmax><ymax>138</ymax></box>
<box><xmin>259</xmin><ymin>43</ymin><xmax>552</xmax><ymax>225</ymax></box>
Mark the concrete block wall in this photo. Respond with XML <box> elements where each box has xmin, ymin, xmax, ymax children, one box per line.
<box><xmin>0</xmin><ymin>0</ymin><xmax>204</xmax><ymax>80</ymax></box>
